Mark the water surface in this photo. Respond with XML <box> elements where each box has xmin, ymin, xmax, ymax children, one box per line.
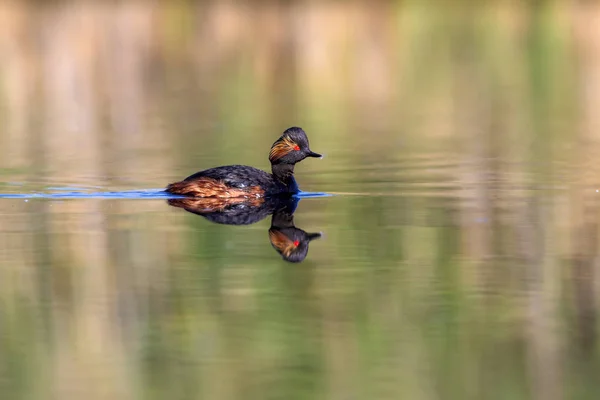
<box><xmin>1</xmin><ymin>2</ymin><xmax>600</xmax><ymax>400</ymax></box>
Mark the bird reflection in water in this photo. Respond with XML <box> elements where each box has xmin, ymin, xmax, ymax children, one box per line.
<box><xmin>167</xmin><ymin>196</ymin><xmax>321</xmax><ymax>263</ymax></box>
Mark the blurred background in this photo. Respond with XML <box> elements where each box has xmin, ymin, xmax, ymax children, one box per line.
<box><xmin>2</xmin><ymin>0</ymin><xmax>600</xmax><ymax>399</ymax></box>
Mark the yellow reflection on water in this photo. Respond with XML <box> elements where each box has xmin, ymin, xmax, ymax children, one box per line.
<box><xmin>1</xmin><ymin>1</ymin><xmax>600</xmax><ymax>399</ymax></box>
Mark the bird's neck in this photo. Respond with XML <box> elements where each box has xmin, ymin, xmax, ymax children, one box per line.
<box><xmin>272</xmin><ymin>163</ymin><xmax>298</xmax><ymax>192</ymax></box>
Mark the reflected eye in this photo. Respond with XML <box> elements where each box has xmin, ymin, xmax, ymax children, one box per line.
<box><xmin>293</xmin><ymin>145</ymin><xmax>300</xmax><ymax>151</ymax></box>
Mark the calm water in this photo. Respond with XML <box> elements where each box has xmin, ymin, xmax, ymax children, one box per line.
<box><xmin>2</xmin><ymin>1</ymin><xmax>600</xmax><ymax>399</ymax></box>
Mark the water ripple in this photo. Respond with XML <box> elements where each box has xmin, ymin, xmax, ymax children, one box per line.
<box><xmin>0</xmin><ymin>189</ymin><xmax>333</xmax><ymax>200</ymax></box>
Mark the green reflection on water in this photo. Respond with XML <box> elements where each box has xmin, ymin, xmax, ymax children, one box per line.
<box><xmin>1</xmin><ymin>1</ymin><xmax>600</xmax><ymax>399</ymax></box>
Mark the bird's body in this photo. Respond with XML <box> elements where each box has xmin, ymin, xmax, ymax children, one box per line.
<box><xmin>166</xmin><ymin>127</ymin><xmax>319</xmax><ymax>198</ymax></box>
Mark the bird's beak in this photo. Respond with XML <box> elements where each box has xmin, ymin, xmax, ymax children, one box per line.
<box><xmin>307</xmin><ymin>151</ymin><xmax>322</xmax><ymax>158</ymax></box>
<box><xmin>307</xmin><ymin>232</ymin><xmax>322</xmax><ymax>241</ymax></box>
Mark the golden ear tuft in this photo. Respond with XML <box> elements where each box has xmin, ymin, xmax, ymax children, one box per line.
<box><xmin>269</xmin><ymin>136</ymin><xmax>299</xmax><ymax>162</ymax></box>
<box><xmin>269</xmin><ymin>229</ymin><xmax>298</xmax><ymax>257</ymax></box>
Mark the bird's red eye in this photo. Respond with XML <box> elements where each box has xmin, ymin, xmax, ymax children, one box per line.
<box><xmin>293</xmin><ymin>145</ymin><xmax>300</xmax><ymax>151</ymax></box>
<box><xmin>293</xmin><ymin>240</ymin><xmax>299</xmax><ymax>246</ymax></box>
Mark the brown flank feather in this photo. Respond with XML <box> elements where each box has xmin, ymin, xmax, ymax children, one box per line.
<box><xmin>166</xmin><ymin>177</ymin><xmax>265</xmax><ymax>198</ymax></box>
<box><xmin>269</xmin><ymin>229</ymin><xmax>298</xmax><ymax>257</ymax></box>
<box><xmin>269</xmin><ymin>136</ymin><xmax>298</xmax><ymax>162</ymax></box>
<box><xmin>168</xmin><ymin>196</ymin><xmax>264</xmax><ymax>213</ymax></box>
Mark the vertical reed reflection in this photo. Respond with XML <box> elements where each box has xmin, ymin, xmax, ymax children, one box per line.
<box><xmin>0</xmin><ymin>1</ymin><xmax>599</xmax><ymax>399</ymax></box>
<box><xmin>567</xmin><ymin>6</ymin><xmax>600</xmax><ymax>395</ymax></box>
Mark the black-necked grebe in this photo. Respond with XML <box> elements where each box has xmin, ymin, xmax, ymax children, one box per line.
<box><xmin>166</xmin><ymin>127</ymin><xmax>321</xmax><ymax>197</ymax></box>
<box><xmin>167</xmin><ymin>196</ymin><xmax>321</xmax><ymax>263</ymax></box>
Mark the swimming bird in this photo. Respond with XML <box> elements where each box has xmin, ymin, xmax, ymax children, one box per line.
<box><xmin>166</xmin><ymin>127</ymin><xmax>321</xmax><ymax>198</ymax></box>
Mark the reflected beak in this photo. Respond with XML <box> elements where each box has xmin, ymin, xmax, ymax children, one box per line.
<box><xmin>307</xmin><ymin>232</ymin><xmax>322</xmax><ymax>241</ymax></box>
<box><xmin>307</xmin><ymin>151</ymin><xmax>322</xmax><ymax>158</ymax></box>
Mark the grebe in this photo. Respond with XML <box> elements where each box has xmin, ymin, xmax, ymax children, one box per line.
<box><xmin>165</xmin><ymin>127</ymin><xmax>321</xmax><ymax>197</ymax></box>
<box><xmin>167</xmin><ymin>196</ymin><xmax>321</xmax><ymax>263</ymax></box>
